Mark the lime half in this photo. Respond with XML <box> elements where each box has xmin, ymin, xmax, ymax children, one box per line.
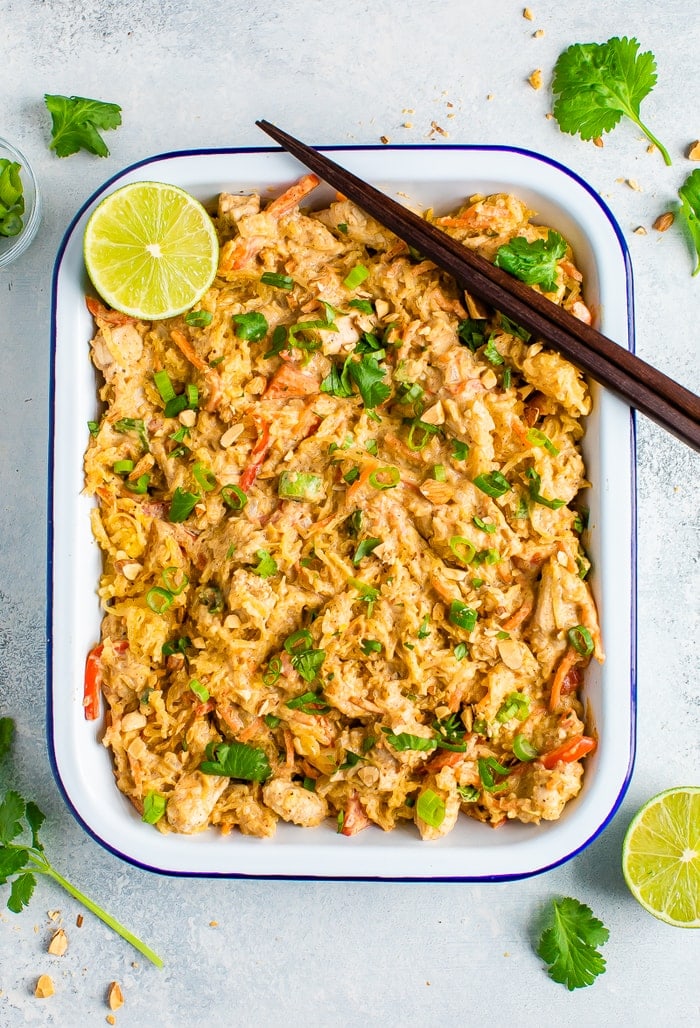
<box><xmin>622</xmin><ymin>786</ymin><xmax>700</xmax><ymax>928</ymax></box>
<box><xmin>83</xmin><ymin>180</ymin><xmax>219</xmax><ymax>320</ymax></box>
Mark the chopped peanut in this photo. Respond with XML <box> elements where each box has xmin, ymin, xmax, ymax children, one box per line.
<box><xmin>108</xmin><ymin>981</ymin><xmax>124</xmax><ymax>1010</ymax></box>
<box><xmin>523</xmin><ymin>7</ymin><xmax>534</xmax><ymax>19</ymax></box>
<box><xmin>688</xmin><ymin>140</ymin><xmax>700</xmax><ymax>161</ymax></box>
<box><xmin>528</xmin><ymin>69</ymin><xmax>543</xmax><ymax>90</ymax></box>
<box><xmin>48</xmin><ymin>928</ymin><xmax>68</xmax><ymax>956</ymax></box>
<box><xmin>653</xmin><ymin>212</ymin><xmax>675</xmax><ymax>232</ymax></box>
<box><xmin>35</xmin><ymin>975</ymin><xmax>55</xmax><ymax>999</ymax></box>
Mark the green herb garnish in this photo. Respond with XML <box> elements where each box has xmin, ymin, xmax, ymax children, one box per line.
<box><xmin>44</xmin><ymin>94</ymin><xmax>122</xmax><ymax>157</ymax></box>
<box><xmin>537</xmin><ymin>897</ymin><xmax>609</xmax><ymax>990</ymax></box>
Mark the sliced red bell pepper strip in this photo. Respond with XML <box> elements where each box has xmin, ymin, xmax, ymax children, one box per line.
<box><xmin>539</xmin><ymin>734</ymin><xmax>596</xmax><ymax>770</ymax></box>
<box><xmin>83</xmin><ymin>643</ymin><xmax>104</xmax><ymax>720</ymax></box>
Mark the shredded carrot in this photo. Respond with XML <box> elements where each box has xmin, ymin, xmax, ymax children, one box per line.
<box><xmin>266</xmin><ymin>173</ymin><xmax>320</xmax><ymax>217</ymax></box>
<box><xmin>85</xmin><ymin>296</ymin><xmax>137</xmax><ymax>326</ymax></box>
<box><xmin>265</xmin><ymin>361</ymin><xmax>319</xmax><ymax>398</ymax></box>
<box><xmin>283</xmin><ymin>729</ymin><xmax>296</xmax><ymax>768</ymax></box>
<box><xmin>502</xmin><ymin>597</ymin><xmax>534</xmax><ymax>632</ymax></box>
<box><xmin>424</xmin><ymin>749</ymin><xmax>464</xmax><ymax>773</ymax></box>
<box><xmin>170</xmin><ymin>328</ymin><xmax>208</xmax><ymax>372</ymax></box>
<box><xmin>238</xmin><ymin>717</ymin><xmax>263</xmax><ymax>743</ymax></box>
<box><xmin>549</xmin><ymin>646</ymin><xmax>579</xmax><ymax>711</ymax></box>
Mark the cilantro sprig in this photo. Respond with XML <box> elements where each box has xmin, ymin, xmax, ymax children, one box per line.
<box><xmin>551</xmin><ymin>37</ymin><xmax>671</xmax><ymax>166</ymax></box>
<box><xmin>495</xmin><ymin>231</ymin><xmax>567</xmax><ymax>293</ymax></box>
<box><xmin>678</xmin><ymin>169</ymin><xmax>700</xmax><ymax>277</ymax></box>
<box><xmin>0</xmin><ymin>717</ymin><xmax>162</xmax><ymax>967</ymax></box>
<box><xmin>537</xmin><ymin>897</ymin><xmax>609</xmax><ymax>990</ymax></box>
<box><xmin>44</xmin><ymin>94</ymin><xmax>122</xmax><ymax>158</ymax></box>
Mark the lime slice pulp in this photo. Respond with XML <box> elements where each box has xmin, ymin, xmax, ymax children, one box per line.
<box><xmin>83</xmin><ymin>180</ymin><xmax>219</xmax><ymax>320</ymax></box>
<box><xmin>622</xmin><ymin>786</ymin><xmax>700</xmax><ymax>928</ymax></box>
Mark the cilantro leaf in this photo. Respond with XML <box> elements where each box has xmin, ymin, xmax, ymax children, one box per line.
<box><xmin>0</xmin><ymin>791</ymin><xmax>25</xmax><ymax>844</ymax></box>
<box><xmin>0</xmin><ymin>845</ymin><xmax>29</xmax><ymax>881</ymax></box>
<box><xmin>551</xmin><ymin>38</ymin><xmax>671</xmax><ymax>166</ymax></box>
<box><xmin>678</xmin><ymin>168</ymin><xmax>700</xmax><ymax>277</ymax></box>
<box><xmin>44</xmin><ymin>94</ymin><xmax>122</xmax><ymax>158</ymax></box>
<box><xmin>199</xmin><ymin>740</ymin><xmax>272</xmax><ymax>782</ymax></box>
<box><xmin>347</xmin><ymin>356</ymin><xmax>391</xmax><ymax>409</ymax></box>
<box><xmin>495</xmin><ymin>231</ymin><xmax>567</xmax><ymax>292</ymax></box>
<box><xmin>0</xmin><ymin>717</ymin><xmax>14</xmax><ymax>760</ymax></box>
<box><xmin>8</xmin><ymin>872</ymin><xmax>36</xmax><ymax>913</ymax></box>
<box><xmin>25</xmin><ymin>802</ymin><xmax>45</xmax><ymax>851</ymax></box>
<box><xmin>537</xmin><ymin>897</ymin><xmax>609</xmax><ymax>990</ymax></box>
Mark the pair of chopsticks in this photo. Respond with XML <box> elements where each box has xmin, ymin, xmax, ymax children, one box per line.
<box><xmin>256</xmin><ymin>120</ymin><xmax>700</xmax><ymax>452</ymax></box>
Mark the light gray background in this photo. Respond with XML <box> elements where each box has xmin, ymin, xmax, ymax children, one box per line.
<box><xmin>1</xmin><ymin>1</ymin><xmax>698</xmax><ymax>1025</ymax></box>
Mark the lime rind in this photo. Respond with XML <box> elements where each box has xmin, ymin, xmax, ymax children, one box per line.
<box><xmin>622</xmin><ymin>786</ymin><xmax>700</xmax><ymax>929</ymax></box>
<box><xmin>83</xmin><ymin>180</ymin><xmax>219</xmax><ymax>320</ymax></box>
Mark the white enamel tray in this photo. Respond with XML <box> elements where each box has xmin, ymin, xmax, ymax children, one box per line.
<box><xmin>48</xmin><ymin>145</ymin><xmax>636</xmax><ymax>880</ymax></box>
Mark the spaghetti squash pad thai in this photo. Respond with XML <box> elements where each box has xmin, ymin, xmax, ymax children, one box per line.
<box><xmin>84</xmin><ymin>175</ymin><xmax>602</xmax><ymax>840</ymax></box>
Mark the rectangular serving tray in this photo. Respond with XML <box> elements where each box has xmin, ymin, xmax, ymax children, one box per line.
<box><xmin>48</xmin><ymin>145</ymin><xmax>636</xmax><ymax>880</ymax></box>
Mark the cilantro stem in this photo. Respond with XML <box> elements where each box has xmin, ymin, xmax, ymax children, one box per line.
<box><xmin>630</xmin><ymin>113</ymin><xmax>672</xmax><ymax>167</ymax></box>
<box><xmin>25</xmin><ymin>848</ymin><xmax>163</xmax><ymax>968</ymax></box>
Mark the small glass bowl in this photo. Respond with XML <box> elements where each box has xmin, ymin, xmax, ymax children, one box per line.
<box><xmin>0</xmin><ymin>137</ymin><xmax>42</xmax><ymax>267</ymax></box>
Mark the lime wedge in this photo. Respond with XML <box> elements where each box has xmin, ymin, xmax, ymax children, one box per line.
<box><xmin>622</xmin><ymin>786</ymin><xmax>700</xmax><ymax>928</ymax></box>
<box><xmin>83</xmin><ymin>180</ymin><xmax>219</xmax><ymax>320</ymax></box>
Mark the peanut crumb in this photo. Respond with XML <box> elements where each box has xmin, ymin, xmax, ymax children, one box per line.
<box><xmin>48</xmin><ymin>928</ymin><xmax>68</xmax><ymax>956</ymax></box>
<box><xmin>646</xmin><ymin>143</ymin><xmax>656</xmax><ymax>154</ymax></box>
<box><xmin>523</xmin><ymin>7</ymin><xmax>534</xmax><ymax>20</ymax></box>
<box><xmin>528</xmin><ymin>69</ymin><xmax>543</xmax><ymax>90</ymax></box>
<box><xmin>35</xmin><ymin>975</ymin><xmax>55</xmax><ymax>999</ymax></box>
<box><xmin>688</xmin><ymin>140</ymin><xmax>700</xmax><ymax>160</ymax></box>
<box><xmin>486</xmin><ymin>93</ymin><xmax>494</xmax><ymax>101</ymax></box>
<box><xmin>108</xmin><ymin>981</ymin><xmax>124</xmax><ymax>1011</ymax></box>
<box><xmin>380</xmin><ymin>135</ymin><xmax>390</xmax><ymax>145</ymax></box>
<box><xmin>430</xmin><ymin>121</ymin><xmax>449</xmax><ymax>137</ymax></box>
<box><xmin>402</xmin><ymin>108</ymin><xmax>415</xmax><ymax>114</ymax></box>
<box><xmin>209</xmin><ymin>920</ymin><xmax>218</xmax><ymax>927</ymax></box>
<box><xmin>592</xmin><ymin>137</ymin><xmax>604</xmax><ymax>148</ymax></box>
<box><xmin>626</xmin><ymin>178</ymin><xmax>642</xmax><ymax>191</ymax></box>
<box><xmin>106</xmin><ymin>1017</ymin><xmax>116</xmax><ymax>1026</ymax></box>
<box><xmin>633</xmin><ymin>226</ymin><xmax>647</xmax><ymax>235</ymax></box>
<box><xmin>545</xmin><ymin>112</ymin><xmax>553</xmax><ymax>120</ymax></box>
<box><xmin>402</xmin><ymin>122</ymin><xmax>413</xmax><ymax>129</ymax></box>
<box><xmin>47</xmin><ymin>910</ymin><xmax>61</xmax><ymax>922</ymax></box>
<box><xmin>653</xmin><ymin>212</ymin><xmax>675</xmax><ymax>232</ymax></box>
<box><xmin>533</xmin><ymin>29</ymin><xmax>544</xmax><ymax>38</ymax></box>
<box><xmin>76</xmin><ymin>914</ymin><xmax>84</xmax><ymax>928</ymax></box>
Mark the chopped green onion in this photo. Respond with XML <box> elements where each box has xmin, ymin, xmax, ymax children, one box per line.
<box><xmin>368</xmin><ymin>466</ymin><xmax>400</xmax><ymax>490</ymax></box>
<box><xmin>472</xmin><ymin>516</ymin><xmax>496</xmax><ymax>534</ymax></box>
<box><xmin>478</xmin><ymin>756</ymin><xmax>510</xmax><ymax>793</ymax></box>
<box><xmin>502</xmin><ymin>368</ymin><xmax>512</xmax><ymax>389</ymax></box>
<box><xmin>454</xmin><ymin>642</ymin><xmax>468</xmax><ymax>661</ymax></box>
<box><xmin>169</xmin><ymin>487</ymin><xmax>200</xmax><ymax>522</ymax></box>
<box><xmin>449</xmin><ymin>601</ymin><xmax>478</xmax><ymax>632</ymax></box>
<box><xmin>286</xmin><ymin>688</ymin><xmax>329</xmax><ymax>712</ymax></box>
<box><xmin>164</xmin><ymin>394</ymin><xmax>188</xmax><ymax>418</ymax></box>
<box><xmin>417</xmin><ymin>614</ymin><xmax>431</xmax><ymax>640</ymax></box>
<box><xmin>382</xmin><ymin>729</ymin><xmax>437</xmax><ymax>752</ymax></box>
<box><xmin>457</xmin><ymin>785</ymin><xmax>480</xmax><ymax>802</ymax></box>
<box><xmin>221</xmin><ymin>484</ymin><xmax>247</xmax><ymax>510</ymax></box>
<box><xmin>186</xmin><ymin>383</ymin><xmax>199</xmax><ymax>409</ymax></box>
<box><xmin>499</xmin><ymin>313</ymin><xmax>530</xmax><ymax>341</ymax></box>
<box><xmin>302</xmin><ymin>777</ymin><xmax>316</xmax><ymax>791</ymax></box>
<box><xmin>348</xmin><ymin>577</ymin><xmax>380</xmax><ymax>616</ymax></box>
<box><xmin>416</xmin><ymin>789</ymin><xmax>446</xmax><ymax>828</ymax></box>
<box><xmin>457</xmin><ymin>318</ymin><xmax>487</xmax><ymax>352</ymax></box>
<box><xmin>473</xmin><ymin>471</ymin><xmax>510</xmax><ymax>498</ymax></box>
<box><xmin>526</xmin><ymin>467</ymin><xmax>565</xmax><ymax>510</ymax></box>
<box><xmin>184</xmin><ymin>309</ymin><xmax>213</xmax><ymax>327</ymax></box>
<box><xmin>162</xmin><ymin>636</ymin><xmax>190</xmax><ymax>658</ymax></box>
<box><xmin>496</xmin><ymin>692</ymin><xmax>530</xmax><ymax>723</ymax></box>
<box><xmin>251</xmin><ymin>549</ymin><xmax>278</xmax><ymax>578</ymax></box>
<box><xmin>189</xmin><ymin>679</ymin><xmax>210</xmax><ymax>702</ymax></box>
<box><xmin>278</xmin><ymin>470</ymin><xmax>324</xmax><ymax>502</ymax></box>
<box><xmin>497</xmin><ymin>630</ymin><xmax>510</xmax><ymax>640</ymax></box>
<box><xmin>161</xmin><ymin>566</ymin><xmax>188</xmax><ymax>595</ymax></box>
<box><xmin>449</xmin><ymin>536</ymin><xmax>476</xmax><ymax>565</ymax></box>
<box><xmin>343</xmin><ymin>466</ymin><xmax>360</xmax><ymax>484</ymax></box>
<box><xmin>232</xmin><ymin>311</ymin><xmax>269</xmax><ymax>341</ymax></box>
<box><xmin>337</xmin><ymin>223</ymin><xmax>349</xmax><ymax>234</ymax></box>
<box><xmin>153</xmin><ymin>369</ymin><xmax>176</xmax><ymax>403</ymax></box>
<box><xmin>432</xmin><ymin>464</ymin><xmax>446</xmax><ymax>481</ymax></box>
<box><xmin>451</xmin><ymin>439</ymin><xmax>469</xmax><ymax>461</ymax></box>
<box><xmin>114</xmin><ymin>417</ymin><xmax>149</xmax><ymax>452</ymax></box>
<box><xmin>472</xmin><ymin>717</ymin><xmax>488</xmax><ymax>735</ymax></box>
<box><xmin>343</xmin><ymin>264</ymin><xmax>369</xmax><ymax>289</ymax></box>
<box><xmin>513</xmin><ymin>734</ymin><xmax>539</xmax><ymax>762</ymax></box>
<box><xmin>263</xmin><ymin>712</ymin><xmax>281</xmax><ymax>728</ymax></box>
<box><xmin>262</xmin><ymin>658</ymin><xmax>282</xmax><ymax>687</ymax></box>
<box><xmin>472</xmin><ymin>578</ymin><xmax>484</xmax><ymax>589</ymax></box>
<box><xmin>406</xmin><ymin>419</ymin><xmax>440</xmax><ymax>452</ymax></box>
<box><xmin>353</xmin><ymin>537</ymin><xmax>382</xmax><ymax>565</ymax></box>
<box><xmin>124</xmin><ymin>473</ymin><xmax>150</xmax><ymax>494</ymax></box>
<box><xmin>193</xmin><ymin>461</ymin><xmax>217</xmax><ymax>493</ymax></box>
<box><xmin>360</xmin><ymin>638</ymin><xmax>382</xmax><ymax>655</ymax></box>
<box><xmin>365</xmin><ymin>438</ymin><xmax>378</xmax><ymax>456</ymax></box>
<box><xmin>142</xmin><ymin>792</ymin><xmax>167</xmax><ymax>825</ymax></box>
<box><xmin>260</xmin><ymin>272</ymin><xmax>294</xmax><ymax>290</ymax></box>
<box><xmin>526</xmin><ymin>428</ymin><xmax>560</xmax><ymax>456</ymax></box>
<box><xmin>567</xmin><ymin>624</ymin><xmax>594</xmax><ymax>657</ymax></box>
<box><xmin>113</xmin><ymin>459</ymin><xmax>134</xmax><ymax>474</ymax></box>
<box><xmin>87</xmin><ymin>420</ymin><xmax>100</xmax><ymax>437</ymax></box>
<box><xmin>514</xmin><ymin>497</ymin><xmax>530</xmax><ymax>519</ymax></box>
<box><xmin>146</xmin><ymin>587</ymin><xmax>174</xmax><ymax>614</ymax></box>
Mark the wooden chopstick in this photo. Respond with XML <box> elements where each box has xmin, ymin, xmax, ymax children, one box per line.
<box><xmin>256</xmin><ymin>120</ymin><xmax>700</xmax><ymax>452</ymax></box>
